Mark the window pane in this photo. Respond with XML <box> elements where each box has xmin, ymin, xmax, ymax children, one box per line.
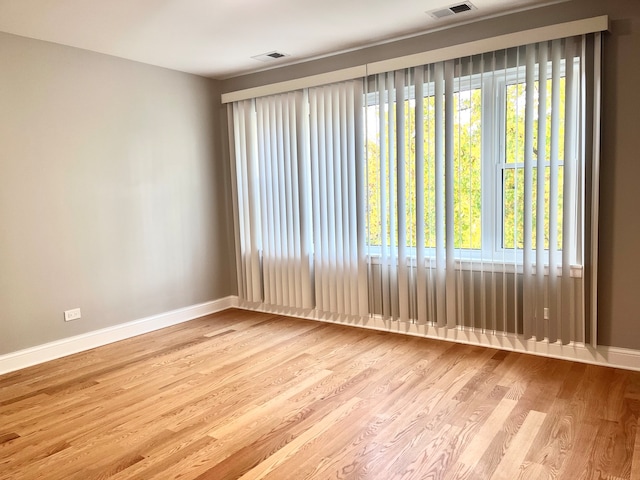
<box><xmin>367</xmin><ymin>135</ymin><xmax>382</xmax><ymax>246</ymax></box>
<box><xmin>503</xmin><ymin>65</ymin><xmax>567</xmax><ymax>251</ymax></box>
<box><xmin>505</xmin><ymin>82</ymin><xmax>525</xmax><ymax>165</ymax></box>
<box><xmin>365</xmin><ymin>98</ymin><xmax>397</xmax><ymax>248</ymax></box>
<box><xmin>453</xmin><ymin>88</ymin><xmax>482</xmax><ymax>250</ymax></box>
<box><xmin>366</xmin><ymin>84</ymin><xmax>483</xmax><ymax>251</ymax></box>
<box><xmin>503</xmin><ymin>167</ymin><xmax>522</xmax><ymax>249</ymax></box>
<box><xmin>502</xmin><ymin>166</ymin><xmax>563</xmax><ymax>250</ymax></box>
<box><xmin>506</xmin><ymin>75</ymin><xmax>565</xmax><ymax>163</ymax></box>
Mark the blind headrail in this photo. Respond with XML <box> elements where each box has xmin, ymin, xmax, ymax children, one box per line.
<box><xmin>221</xmin><ymin>15</ymin><xmax>608</xmax><ymax>104</ymax></box>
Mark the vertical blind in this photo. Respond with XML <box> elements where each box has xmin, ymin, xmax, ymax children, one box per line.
<box><xmin>308</xmin><ymin>83</ymin><xmax>369</xmax><ymax>317</ymax></box>
<box><xmin>228</xmin><ymin>32</ymin><xmax>602</xmax><ymax>346</ymax></box>
<box><xmin>229</xmin><ymin>82</ymin><xmax>368</xmax><ymax>316</ymax></box>
<box><xmin>229</xmin><ymin>92</ymin><xmax>314</xmax><ymax>309</ymax></box>
<box><xmin>365</xmin><ymin>35</ymin><xmax>601</xmax><ymax>344</ymax></box>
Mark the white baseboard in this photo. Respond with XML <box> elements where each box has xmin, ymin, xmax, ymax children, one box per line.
<box><xmin>234</xmin><ymin>301</ymin><xmax>640</xmax><ymax>372</ymax></box>
<box><xmin>0</xmin><ymin>296</ymin><xmax>239</xmax><ymax>375</ymax></box>
<box><xmin>4</xmin><ymin>295</ymin><xmax>640</xmax><ymax>375</ymax></box>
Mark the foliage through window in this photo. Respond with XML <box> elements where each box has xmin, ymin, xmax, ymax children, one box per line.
<box><xmin>364</xmin><ymin>55</ymin><xmax>576</xmax><ymax>260</ymax></box>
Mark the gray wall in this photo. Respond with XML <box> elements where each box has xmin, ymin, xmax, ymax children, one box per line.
<box><xmin>222</xmin><ymin>0</ymin><xmax>640</xmax><ymax>349</ymax></box>
<box><xmin>1</xmin><ymin>0</ymin><xmax>637</xmax><ymax>355</ymax></box>
<box><xmin>0</xmin><ymin>33</ymin><xmax>236</xmax><ymax>355</ymax></box>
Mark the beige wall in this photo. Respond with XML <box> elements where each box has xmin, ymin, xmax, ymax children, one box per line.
<box><xmin>0</xmin><ymin>33</ymin><xmax>236</xmax><ymax>354</ymax></box>
<box><xmin>222</xmin><ymin>0</ymin><xmax>640</xmax><ymax>349</ymax></box>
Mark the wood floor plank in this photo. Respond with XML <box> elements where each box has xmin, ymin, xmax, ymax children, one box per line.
<box><xmin>490</xmin><ymin>409</ymin><xmax>547</xmax><ymax>480</ymax></box>
<box><xmin>583</xmin><ymin>418</ymin><xmax>634</xmax><ymax>480</ymax></box>
<box><xmin>1</xmin><ymin>308</ymin><xmax>639</xmax><ymax>479</ymax></box>
<box><xmin>553</xmin><ymin>416</ymin><xmax>599</xmax><ymax>479</ymax></box>
<box><xmin>447</xmin><ymin>396</ymin><xmax>518</xmax><ymax>477</ymax></box>
<box><xmin>231</xmin><ymin>396</ymin><xmax>360</xmax><ymax>480</ymax></box>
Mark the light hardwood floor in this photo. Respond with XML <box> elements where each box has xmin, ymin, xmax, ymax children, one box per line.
<box><xmin>1</xmin><ymin>308</ymin><xmax>638</xmax><ymax>479</ymax></box>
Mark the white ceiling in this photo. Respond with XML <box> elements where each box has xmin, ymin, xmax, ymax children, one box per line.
<box><xmin>0</xmin><ymin>0</ymin><xmax>562</xmax><ymax>79</ymax></box>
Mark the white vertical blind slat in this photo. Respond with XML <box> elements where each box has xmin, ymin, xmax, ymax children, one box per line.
<box><xmin>318</xmin><ymin>93</ymin><xmax>330</xmax><ymax>312</ymax></box>
<box><xmin>325</xmin><ymin>91</ymin><xmax>338</xmax><ymax>313</ymax></box>
<box><xmin>523</xmin><ymin>44</ymin><xmax>536</xmax><ymax>340</ymax></box>
<box><xmin>536</xmin><ymin>43</ymin><xmax>548</xmax><ymax>341</ymax></box>
<box><xmin>395</xmin><ymin>70</ymin><xmax>409</xmax><ymax>322</ymax></box>
<box><xmin>288</xmin><ymin>95</ymin><xmax>303</xmax><ymax>308</ymax></box>
<box><xmin>388</xmin><ymin>74</ymin><xmax>399</xmax><ymax>320</ymax></box>
<box><xmin>345</xmin><ymin>85</ymin><xmax>358</xmax><ymax>315</ymax></box>
<box><xmin>248</xmin><ymin>100</ymin><xmax>263</xmax><ymax>301</ymax></box>
<box><xmin>466</xmin><ymin>56</ymin><xmax>475</xmax><ymax>331</ymax></box>
<box><xmin>378</xmin><ymin>75</ymin><xmax>391</xmax><ymax>319</ymax></box>
<box><xmin>231</xmin><ymin>103</ymin><xmax>245</xmax><ymax>299</ymax></box>
<box><xmin>414</xmin><ymin>67</ymin><xmax>427</xmax><ymax>325</ymax></box>
<box><xmin>228</xmin><ymin>104</ymin><xmax>245</xmax><ymax>301</ymax></box>
<box><xmin>273</xmin><ymin>97</ymin><xmax>285</xmax><ymax>306</ymax></box>
<box><xmin>282</xmin><ymin>96</ymin><xmax>295</xmax><ymax>307</ymax></box>
<box><xmin>256</xmin><ymin>99</ymin><xmax>271</xmax><ymax>305</ymax></box>
<box><xmin>354</xmin><ymin>80</ymin><xmax>369</xmax><ymax>317</ymax></box>
<box><xmin>561</xmin><ymin>38</ymin><xmax>576</xmax><ymax>344</ymax></box>
<box><xmin>434</xmin><ymin>62</ymin><xmax>447</xmax><ymax>328</ymax></box>
<box><xmin>512</xmin><ymin>49</ymin><xmax>522</xmax><ymax>337</ymax></box>
<box><xmin>426</xmin><ymin>65</ymin><xmax>437</xmax><ymax>327</ymax></box>
<box><xmin>444</xmin><ymin>60</ymin><xmax>456</xmax><ymax>329</ymax></box>
<box><xmin>296</xmin><ymin>91</ymin><xmax>314</xmax><ymax>309</ymax></box>
<box><xmin>498</xmin><ymin>49</ymin><xmax>507</xmax><ymax>337</ymax></box>
<box><xmin>333</xmin><ymin>86</ymin><xmax>345</xmax><ymax>315</ymax></box>
<box><xmin>479</xmin><ymin>55</ymin><xmax>488</xmax><ymax>333</ymax></box>
<box><xmin>235</xmin><ymin>102</ymin><xmax>250</xmax><ymax>300</ymax></box>
<box><xmin>241</xmin><ymin>101</ymin><xmax>262</xmax><ymax>301</ymax></box>
<box><xmin>590</xmin><ymin>32</ymin><xmax>602</xmax><ymax>347</ymax></box>
<box><xmin>309</xmin><ymin>91</ymin><xmax>323</xmax><ymax>310</ymax></box>
<box><xmin>548</xmin><ymin>39</ymin><xmax>562</xmax><ymax>344</ymax></box>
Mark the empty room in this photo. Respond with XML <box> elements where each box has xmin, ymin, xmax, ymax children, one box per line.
<box><xmin>1</xmin><ymin>0</ymin><xmax>640</xmax><ymax>478</ymax></box>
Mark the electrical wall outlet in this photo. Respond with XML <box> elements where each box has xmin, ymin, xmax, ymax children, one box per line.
<box><xmin>543</xmin><ymin>307</ymin><xmax>549</xmax><ymax>320</ymax></box>
<box><xmin>64</xmin><ymin>308</ymin><xmax>82</xmax><ymax>322</ymax></box>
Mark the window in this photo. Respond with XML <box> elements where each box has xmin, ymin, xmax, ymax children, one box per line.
<box><xmin>364</xmin><ymin>48</ymin><xmax>579</xmax><ymax>266</ymax></box>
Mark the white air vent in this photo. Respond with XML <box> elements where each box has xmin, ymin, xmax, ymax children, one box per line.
<box><xmin>428</xmin><ymin>2</ymin><xmax>476</xmax><ymax>19</ymax></box>
<box><xmin>251</xmin><ymin>51</ymin><xmax>290</xmax><ymax>62</ymax></box>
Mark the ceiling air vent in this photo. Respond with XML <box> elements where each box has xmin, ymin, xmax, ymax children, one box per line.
<box><xmin>251</xmin><ymin>51</ymin><xmax>290</xmax><ymax>62</ymax></box>
<box><xmin>428</xmin><ymin>2</ymin><xmax>476</xmax><ymax>19</ymax></box>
